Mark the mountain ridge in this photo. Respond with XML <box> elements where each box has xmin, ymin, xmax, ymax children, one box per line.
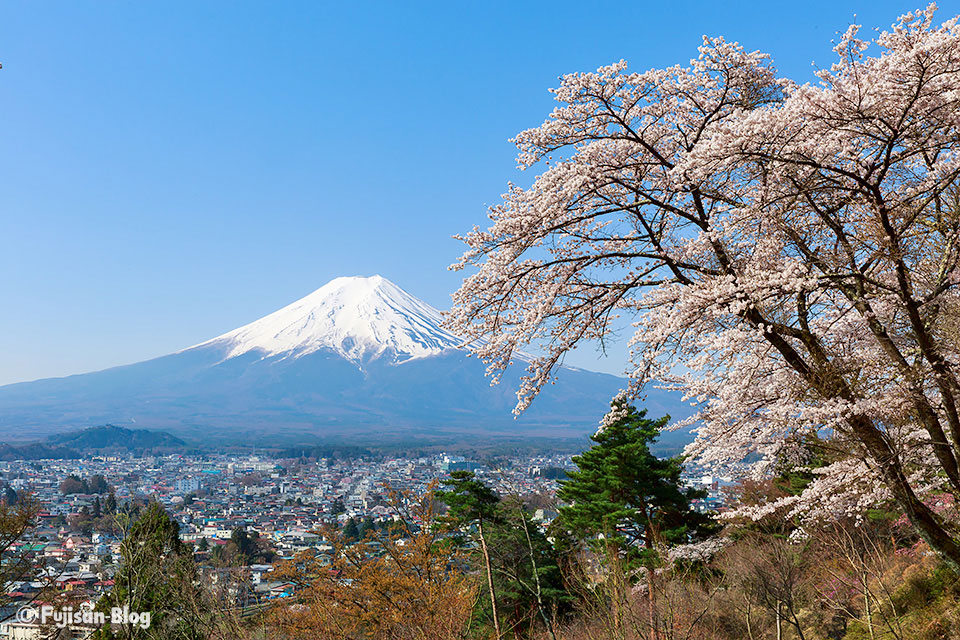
<box><xmin>0</xmin><ymin>276</ymin><xmax>694</xmax><ymax>449</ymax></box>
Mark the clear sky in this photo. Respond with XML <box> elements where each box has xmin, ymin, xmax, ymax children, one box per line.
<box><xmin>1</xmin><ymin>0</ymin><xmax>954</xmax><ymax>386</ymax></box>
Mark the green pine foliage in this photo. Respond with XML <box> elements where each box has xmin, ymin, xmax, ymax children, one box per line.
<box><xmin>342</xmin><ymin>517</ymin><xmax>360</xmax><ymax>543</ymax></box>
<box><xmin>2</xmin><ymin>487</ymin><xmax>18</xmax><ymax>506</ymax></box>
<box><xmin>93</xmin><ymin>502</ymin><xmax>205</xmax><ymax>639</ymax></box>
<box><xmin>486</xmin><ymin>497</ymin><xmax>573</xmax><ymax>631</ymax></box>
<box><xmin>436</xmin><ymin>470</ymin><xmax>505</xmax><ymax>635</ymax></box>
<box><xmin>436</xmin><ymin>470</ymin><xmax>501</xmax><ymax>531</ymax></box>
<box><xmin>555</xmin><ymin>397</ymin><xmax>717</xmax><ymax>570</ymax></box>
<box><xmin>211</xmin><ymin>527</ymin><xmax>276</xmax><ymax>565</ymax></box>
<box><xmin>357</xmin><ymin>516</ymin><xmax>376</xmax><ymax>540</ymax></box>
<box><xmin>437</xmin><ymin>471</ymin><xmax>572</xmax><ymax>636</ymax></box>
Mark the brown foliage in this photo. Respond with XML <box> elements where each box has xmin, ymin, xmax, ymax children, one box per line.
<box><xmin>271</xmin><ymin>481</ymin><xmax>478</xmax><ymax>640</ymax></box>
<box><xmin>0</xmin><ymin>494</ymin><xmax>55</xmax><ymax>614</ymax></box>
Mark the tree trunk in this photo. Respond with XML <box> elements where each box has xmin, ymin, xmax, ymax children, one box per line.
<box><xmin>761</xmin><ymin>313</ymin><xmax>960</xmax><ymax>568</ymax></box>
<box><xmin>744</xmin><ymin>598</ymin><xmax>755</xmax><ymax>640</ymax></box>
<box><xmin>477</xmin><ymin>519</ymin><xmax>502</xmax><ymax>639</ymax></box>
<box><xmin>847</xmin><ymin>414</ymin><xmax>960</xmax><ymax>569</ymax></box>
<box><xmin>517</xmin><ymin>505</ymin><xmax>557</xmax><ymax>640</ymax></box>
<box><xmin>864</xmin><ymin>571</ymin><xmax>875</xmax><ymax>640</ymax></box>
<box><xmin>788</xmin><ymin>606</ymin><xmax>807</xmax><ymax>640</ymax></box>
<box><xmin>648</xmin><ymin>566</ymin><xmax>658</xmax><ymax>640</ymax></box>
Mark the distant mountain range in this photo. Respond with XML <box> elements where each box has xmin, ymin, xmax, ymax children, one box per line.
<box><xmin>0</xmin><ymin>276</ymin><xmax>695</xmax><ymax>451</ymax></box>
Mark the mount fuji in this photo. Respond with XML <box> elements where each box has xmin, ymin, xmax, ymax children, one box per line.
<box><xmin>0</xmin><ymin>276</ymin><xmax>691</xmax><ymax>448</ymax></box>
<box><xmin>191</xmin><ymin>275</ymin><xmax>463</xmax><ymax>365</ymax></box>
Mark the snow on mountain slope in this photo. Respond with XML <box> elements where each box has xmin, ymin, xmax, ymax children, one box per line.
<box><xmin>190</xmin><ymin>275</ymin><xmax>462</xmax><ymax>364</ymax></box>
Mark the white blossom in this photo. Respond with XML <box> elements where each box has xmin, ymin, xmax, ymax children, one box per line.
<box><xmin>448</xmin><ymin>5</ymin><xmax>960</xmax><ymax>562</ymax></box>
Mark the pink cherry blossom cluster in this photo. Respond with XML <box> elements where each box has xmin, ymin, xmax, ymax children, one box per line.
<box><xmin>667</xmin><ymin>537</ymin><xmax>728</xmax><ymax>564</ymax></box>
<box><xmin>449</xmin><ymin>5</ymin><xmax>960</xmax><ymax>564</ymax></box>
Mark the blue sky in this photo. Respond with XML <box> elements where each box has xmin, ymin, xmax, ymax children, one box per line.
<box><xmin>1</xmin><ymin>0</ymin><xmax>953</xmax><ymax>385</ymax></box>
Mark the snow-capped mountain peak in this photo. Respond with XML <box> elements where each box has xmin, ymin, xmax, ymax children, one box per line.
<box><xmin>192</xmin><ymin>275</ymin><xmax>461</xmax><ymax>364</ymax></box>
<box><xmin>0</xmin><ymin>274</ymin><xmax>665</xmax><ymax>447</ymax></box>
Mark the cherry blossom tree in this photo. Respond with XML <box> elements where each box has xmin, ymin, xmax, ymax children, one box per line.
<box><xmin>448</xmin><ymin>5</ymin><xmax>960</xmax><ymax>565</ymax></box>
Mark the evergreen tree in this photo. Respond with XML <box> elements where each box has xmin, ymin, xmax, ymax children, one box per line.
<box><xmin>105</xmin><ymin>492</ymin><xmax>118</xmax><ymax>515</ymax></box>
<box><xmin>93</xmin><ymin>496</ymin><xmax>102</xmax><ymax>519</ymax></box>
<box><xmin>88</xmin><ymin>474</ymin><xmax>110</xmax><ymax>494</ymax></box>
<box><xmin>342</xmin><ymin>517</ymin><xmax>360</xmax><ymax>543</ymax></box>
<box><xmin>555</xmin><ymin>397</ymin><xmax>716</xmax><ymax>572</ymax></box>
<box><xmin>2</xmin><ymin>487</ymin><xmax>17</xmax><ymax>506</ymax></box>
<box><xmin>357</xmin><ymin>516</ymin><xmax>375</xmax><ymax>540</ymax></box>
<box><xmin>230</xmin><ymin>528</ymin><xmax>255</xmax><ymax>564</ymax></box>
<box><xmin>381</xmin><ymin>518</ymin><xmax>405</xmax><ymax>538</ymax></box>
<box><xmin>486</xmin><ymin>496</ymin><xmax>571</xmax><ymax>634</ymax></box>
<box><xmin>93</xmin><ymin>501</ymin><xmax>205</xmax><ymax>639</ymax></box>
<box><xmin>436</xmin><ymin>471</ymin><xmax>504</xmax><ymax>638</ymax></box>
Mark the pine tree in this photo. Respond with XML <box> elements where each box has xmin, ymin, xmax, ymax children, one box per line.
<box><xmin>93</xmin><ymin>496</ymin><xmax>102</xmax><ymax>519</ymax></box>
<box><xmin>357</xmin><ymin>516</ymin><xmax>375</xmax><ymax>540</ymax></box>
<box><xmin>1</xmin><ymin>487</ymin><xmax>17</xmax><ymax>506</ymax></box>
<box><xmin>342</xmin><ymin>517</ymin><xmax>360</xmax><ymax>543</ymax></box>
<box><xmin>436</xmin><ymin>470</ymin><xmax>504</xmax><ymax>638</ymax></box>
<box><xmin>230</xmin><ymin>528</ymin><xmax>255</xmax><ymax>564</ymax></box>
<box><xmin>486</xmin><ymin>496</ymin><xmax>570</xmax><ymax>635</ymax></box>
<box><xmin>555</xmin><ymin>397</ymin><xmax>716</xmax><ymax>572</ymax></box>
<box><xmin>88</xmin><ymin>474</ymin><xmax>110</xmax><ymax>494</ymax></box>
<box><xmin>93</xmin><ymin>502</ymin><xmax>205</xmax><ymax>639</ymax></box>
<box><xmin>105</xmin><ymin>492</ymin><xmax>118</xmax><ymax>515</ymax></box>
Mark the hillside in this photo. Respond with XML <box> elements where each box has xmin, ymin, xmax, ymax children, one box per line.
<box><xmin>48</xmin><ymin>425</ymin><xmax>186</xmax><ymax>452</ymax></box>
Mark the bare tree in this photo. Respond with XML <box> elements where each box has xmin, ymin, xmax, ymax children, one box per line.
<box><xmin>723</xmin><ymin>537</ymin><xmax>812</xmax><ymax>640</ymax></box>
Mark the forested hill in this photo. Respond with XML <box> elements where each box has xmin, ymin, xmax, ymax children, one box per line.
<box><xmin>47</xmin><ymin>425</ymin><xmax>186</xmax><ymax>452</ymax></box>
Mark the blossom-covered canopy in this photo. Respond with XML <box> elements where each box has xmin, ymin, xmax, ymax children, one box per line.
<box><xmin>449</xmin><ymin>6</ymin><xmax>960</xmax><ymax>564</ymax></box>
